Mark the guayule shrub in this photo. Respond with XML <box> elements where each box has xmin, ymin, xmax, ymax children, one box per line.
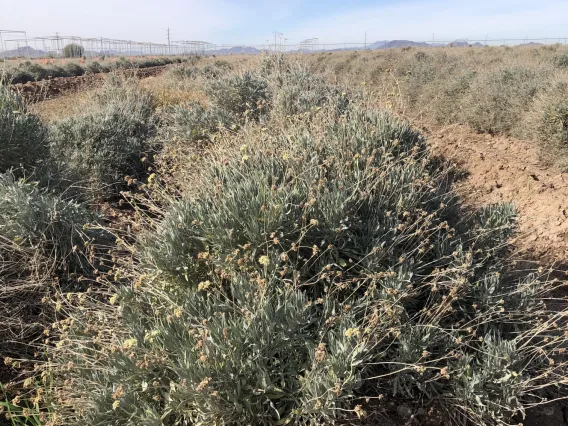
<box><xmin>272</xmin><ymin>67</ymin><xmax>349</xmax><ymax>117</ymax></box>
<box><xmin>206</xmin><ymin>71</ymin><xmax>270</xmax><ymax>121</ymax></box>
<box><xmin>159</xmin><ymin>102</ymin><xmax>233</xmax><ymax>145</ymax></box>
<box><xmin>457</xmin><ymin>66</ymin><xmax>541</xmax><ymax>134</ymax></box>
<box><xmin>0</xmin><ymin>86</ymin><xmax>47</xmax><ymax>173</ymax></box>
<box><xmin>49</xmin><ymin>77</ymin><xmax>155</xmax><ymax>198</ymax></box>
<box><xmin>0</xmin><ymin>172</ymin><xmax>107</xmax><ymax>274</ymax></box>
<box><xmin>0</xmin><ymin>172</ymin><xmax>106</xmax><ymax>357</ymax></box>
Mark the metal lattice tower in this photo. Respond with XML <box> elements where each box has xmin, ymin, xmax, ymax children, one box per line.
<box><xmin>172</xmin><ymin>41</ymin><xmax>214</xmax><ymax>56</ymax></box>
<box><xmin>0</xmin><ymin>30</ymin><xmax>28</xmax><ymax>59</ymax></box>
<box><xmin>299</xmin><ymin>38</ymin><xmax>319</xmax><ymax>52</ymax></box>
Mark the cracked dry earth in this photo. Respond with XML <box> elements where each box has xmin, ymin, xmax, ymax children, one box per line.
<box><xmin>427</xmin><ymin>124</ymin><xmax>568</xmax><ymax>268</ymax></box>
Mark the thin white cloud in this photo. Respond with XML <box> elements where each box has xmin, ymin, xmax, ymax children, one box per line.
<box><xmin>283</xmin><ymin>0</ymin><xmax>568</xmax><ymax>45</ymax></box>
<box><xmin>2</xmin><ymin>0</ymin><xmax>244</xmax><ymax>44</ymax></box>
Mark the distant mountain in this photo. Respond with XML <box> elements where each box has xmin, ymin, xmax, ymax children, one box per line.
<box><xmin>0</xmin><ymin>46</ymin><xmax>47</xmax><ymax>58</ymax></box>
<box><xmin>379</xmin><ymin>40</ymin><xmax>432</xmax><ymax>49</ymax></box>
<box><xmin>366</xmin><ymin>40</ymin><xmax>390</xmax><ymax>49</ymax></box>
<box><xmin>209</xmin><ymin>46</ymin><xmax>261</xmax><ymax>55</ymax></box>
<box><xmin>368</xmin><ymin>39</ymin><xmax>485</xmax><ymax>50</ymax></box>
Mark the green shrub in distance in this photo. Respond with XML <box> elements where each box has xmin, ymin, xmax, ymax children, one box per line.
<box><xmin>0</xmin><ymin>86</ymin><xmax>47</xmax><ymax>173</ymax></box>
<box><xmin>167</xmin><ymin>64</ymin><xmax>199</xmax><ymax>80</ymax></box>
<box><xmin>213</xmin><ymin>59</ymin><xmax>232</xmax><ymax>70</ymax></box>
<box><xmin>554</xmin><ymin>52</ymin><xmax>568</xmax><ymax>68</ymax></box>
<box><xmin>160</xmin><ymin>102</ymin><xmax>233</xmax><ymax>144</ymax></box>
<box><xmin>206</xmin><ymin>71</ymin><xmax>270</xmax><ymax>121</ymax></box>
<box><xmin>44</xmin><ymin>65</ymin><xmax>68</xmax><ymax>78</ymax></box>
<box><xmin>112</xmin><ymin>58</ymin><xmax>134</xmax><ymax>70</ymax></box>
<box><xmin>539</xmin><ymin>100</ymin><xmax>568</xmax><ymax>156</ymax></box>
<box><xmin>4</xmin><ymin>57</ymin><xmax>182</xmax><ymax>85</ymax></box>
<box><xmin>272</xmin><ymin>66</ymin><xmax>349</xmax><ymax>117</ymax></box>
<box><xmin>5</xmin><ymin>69</ymin><xmax>34</xmax><ymax>84</ymax></box>
<box><xmin>63</xmin><ymin>43</ymin><xmax>85</xmax><ymax>58</ymax></box>
<box><xmin>63</xmin><ymin>62</ymin><xmax>85</xmax><ymax>77</ymax></box>
<box><xmin>259</xmin><ymin>52</ymin><xmax>292</xmax><ymax>77</ymax></box>
<box><xmin>5</xmin><ymin>61</ymin><xmax>53</xmax><ymax>84</ymax></box>
<box><xmin>49</xmin><ymin>77</ymin><xmax>155</xmax><ymax>199</ymax></box>
<box><xmin>200</xmin><ymin>64</ymin><xmax>224</xmax><ymax>79</ymax></box>
<box><xmin>20</xmin><ymin>62</ymin><xmax>50</xmax><ymax>81</ymax></box>
<box><xmin>459</xmin><ymin>66</ymin><xmax>541</xmax><ymax>133</ymax></box>
<box><xmin>85</xmin><ymin>61</ymin><xmax>104</xmax><ymax>74</ymax></box>
<box><xmin>434</xmin><ymin>71</ymin><xmax>477</xmax><ymax>124</ymax></box>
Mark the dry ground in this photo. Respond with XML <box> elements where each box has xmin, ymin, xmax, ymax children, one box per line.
<box><xmin>29</xmin><ymin>90</ymin><xmax>91</xmax><ymax>122</ymax></box>
<box><xmin>428</xmin><ymin>124</ymin><xmax>568</xmax><ymax>266</ymax></box>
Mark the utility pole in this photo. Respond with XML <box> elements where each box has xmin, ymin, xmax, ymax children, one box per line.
<box><xmin>364</xmin><ymin>31</ymin><xmax>367</xmax><ymax>50</ymax></box>
<box><xmin>166</xmin><ymin>27</ymin><xmax>171</xmax><ymax>55</ymax></box>
<box><xmin>24</xmin><ymin>31</ymin><xmax>29</xmax><ymax>59</ymax></box>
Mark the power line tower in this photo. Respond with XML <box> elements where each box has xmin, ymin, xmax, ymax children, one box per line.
<box><xmin>0</xmin><ymin>30</ymin><xmax>28</xmax><ymax>59</ymax></box>
<box><xmin>300</xmin><ymin>38</ymin><xmax>318</xmax><ymax>52</ymax></box>
<box><xmin>273</xmin><ymin>31</ymin><xmax>283</xmax><ymax>52</ymax></box>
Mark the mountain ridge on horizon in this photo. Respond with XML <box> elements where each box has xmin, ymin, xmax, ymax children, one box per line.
<box><xmin>1</xmin><ymin>39</ymin><xmax>538</xmax><ymax>58</ymax></box>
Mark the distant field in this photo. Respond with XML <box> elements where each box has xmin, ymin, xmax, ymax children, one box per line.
<box><xmin>303</xmin><ymin>45</ymin><xmax>568</xmax><ymax>168</ymax></box>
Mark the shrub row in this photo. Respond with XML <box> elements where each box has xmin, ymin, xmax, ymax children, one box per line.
<box><xmin>3</xmin><ymin>57</ymin><xmax>186</xmax><ymax>85</ymax></box>
<box><xmin>0</xmin><ymin>81</ymin><xmax>123</xmax><ymax>360</ymax></box>
<box><xmin>307</xmin><ymin>47</ymin><xmax>568</xmax><ymax>168</ymax></box>
<box><xmin>0</xmin><ymin>86</ymin><xmax>47</xmax><ymax>173</ymax></box>
<box><xmin>48</xmin><ymin>76</ymin><xmax>156</xmax><ymax>199</ymax></box>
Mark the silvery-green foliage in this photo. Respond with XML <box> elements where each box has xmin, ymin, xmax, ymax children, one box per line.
<box><xmin>49</xmin><ymin>77</ymin><xmax>155</xmax><ymax>198</ymax></box>
<box><xmin>0</xmin><ymin>86</ymin><xmax>47</xmax><ymax>173</ymax></box>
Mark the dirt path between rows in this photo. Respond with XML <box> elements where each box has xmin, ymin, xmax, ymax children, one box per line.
<box><xmin>426</xmin><ymin>124</ymin><xmax>568</xmax><ymax>267</ymax></box>
<box><xmin>10</xmin><ymin>65</ymin><xmax>170</xmax><ymax>104</ymax></box>
<box><xmin>425</xmin><ymin>125</ymin><xmax>568</xmax><ymax>424</ymax></box>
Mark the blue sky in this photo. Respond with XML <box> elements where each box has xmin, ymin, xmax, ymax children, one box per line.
<box><xmin>3</xmin><ymin>0</ymin><xmax>568</xmax><ymax>46</ymax></box>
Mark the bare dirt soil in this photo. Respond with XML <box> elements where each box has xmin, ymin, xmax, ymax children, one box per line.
<box><xmin>29</xmin><ymin>90</ymin><xmax>90</xmax><ymax>122</ymax></box>
<box><xmin>428</xmin><ymin>124</ymin><xmax>568</xmax><ymax>425</ymax></box>
<box><xmin>427</xmin><ymin>124</ymin><xmax>568</xmax><ymax>268</ymax></box>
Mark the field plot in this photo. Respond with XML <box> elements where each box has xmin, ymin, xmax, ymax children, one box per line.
<box><xmin>1</xmin><ymin>56</ymin><xmax>187</xmax><ymax>85</ymax></box>
<box><xmin>1</xmin><ymin>48</ymin><xmax>568</xmax><ymax>426</ymax></box>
